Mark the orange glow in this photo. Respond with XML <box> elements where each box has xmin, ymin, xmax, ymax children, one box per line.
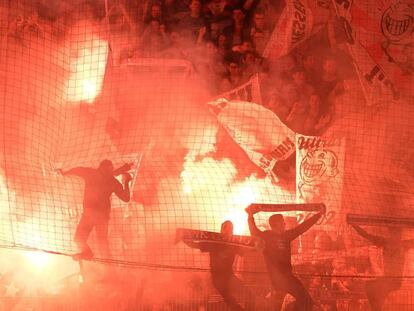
<box><xmin>24</xmin><ymin>250</ymin><xmax>50</xmax><ymax>270</ymax></box>
<box><xmin>223</xmin><ymin>183</ymin><xmax>258</xmax><ymax>234</ymax></box>
<box><xmin>180</xmin><ymin>133</ymin><xmax>295</xmax><ymax>235</ymax></box>
<box><xmin>224</xmin><ymin>209</ymin><xmax>248</xmax><ymax>235</ymax></box>
<box><xmin>0</xmin><ymin>170</ymin><xmax>77</xmax><ymax>288</ymax></box>
<box><xmin>183</xmin><ymin>184</ymin><xmax>192</xmax><ymax>194</ymax></box>
<box><xmin>230</xmin><ymin>183</ymin><xmax>257</xmax><ymax>206</ymax></box>
<box><xmin>65</xmin><ymin>35</ymin><xmax>108</xmax><ymax>103</ymax></box>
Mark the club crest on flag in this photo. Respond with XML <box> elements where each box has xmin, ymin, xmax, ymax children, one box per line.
<box><xmin>381</xmin><ymin>1</ymin><xmax>414</xmax><ymax>74</ymax></box>
<box><xmin>296</xmin><ymin>135</ymin><xmax>345</xmax><ymax>225</ymax></box>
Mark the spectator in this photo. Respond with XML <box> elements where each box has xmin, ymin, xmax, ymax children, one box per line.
<box><xmin>162</xmin><ymin>30</ymin><xmax>187</xmax><ymax>58</ymax></box>
<box><xmin>141</xmin><ymin>33</ymin><xmax>166</xmax><ymax>58</ymax></box>
<box><xmin>266</xmin><ymin>94</ymin><xmax>289</xmax><ymax>121</ymax></box>
<box><xmin>223</xmin><ymin>8</ymin><xmax>250</xmax><ymax>47</ymax></box>
<box><xmin>176</xmin><ymin>0</ymin><xmax>206</xmax><ymax>43</ymax></box>
<box><xmin>216</xmin><ymin>33</ymin><xmax>231</xmax><ymax>58</ymax></box>
<box><xmin>264</xmin><ymin>55</ymin><xmax>297</xmax><ymax>117</ymax></box>
<box><xmin>144</xmin><ymin>2</ymin><xmax>164</xmax><ymax>25</ymax></box>
<box><xmin>107</xmin><ymin>4</ymin><xmax>136</xmax><ymax>33</ymax></box>
<box><xmin>206</xmin><ymin>21</ymin><xmax>221</xmax><ymax>42</ymax></box>
<box><xmin>220</xmin><ymin>59</ymin><xmax>245</xmax><ymax>92</ymax></box>
<box><xmin>284</xmin><ymin>67</ymin><xmax>316</xmax><ymax>132</ymax></box>
<box><xmin>250</xmin><ymin>27</ymin><xmax>267</xmax><ymax>54</ymax></box>
<box><xmin>206</xmin><ymin>0</ymin><xmax>227</xmax><ymax>17</ymax></box>
<box><xmin>143</xmin><ymin>17</ymin><xmax>162</xmax><ymax>36</ymax></box>
<box><xmin>315</xmin><ymin>57</ymin><xmax>343</xmax><ymax>115</ymax></box>
<box><xmin>249</xmin><ymin>9</ymin><xmax>271</xmax><ymax>51</ymax></box>
<box><xmin>303</xmin><ymin>95</ymin><xmax>332</xmax><ymax>135</ymax></box>
<box><xmin>142</xmin><ymin>18</ymin><xmax>168</xmax><ymax>48</ymax></box>
<box><xmin>242</xmin><ymin>50</ymin><xmax>263</xmax><ymax>78</ymax></box>
<box><xmin>271</xmin><ymin>55</ymin><xmax>296</xmax><ymax>88</ymax></box>
<box><xmin>204</xmin><ymin>2</ymin><xmax>232</xmax><ymax>35</ymax></box>
<box><xmin>231</xmin><ymin>39</ymin><xmax>255</xmax><ymax>67</ymax></box>
<box><xmin>301</xmin><ymin>53</ymin><xmax>318</xmax><ymax>88</ymax></box>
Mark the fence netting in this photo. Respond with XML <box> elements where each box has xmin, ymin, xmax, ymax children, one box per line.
<box><xmin>0</xmin><ymin>0</ymin><xmax>413</xmax><ymax>310</ymax></box>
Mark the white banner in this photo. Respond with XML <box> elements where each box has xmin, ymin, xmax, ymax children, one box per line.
<box><xmin>263</xmin><ymin>0</ymin><xmax>314</xmax><ymax>60</ymax></box>
<box><xmin>332</xmin><ymin>0</ymin><xmax>412</xmax><ymax>103</ymax></box>
<box><xmin>208</xmin><ymin>98</ymin><xmax>296</xmax><ymax>174</ymax></box>
<box><xmin>296</xmin><ymin>134</ymin><xmax>346</xmax><ymax>227</ymax></box>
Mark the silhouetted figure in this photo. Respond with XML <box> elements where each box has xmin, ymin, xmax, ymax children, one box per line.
<box><xmin>60</xmin><ymin>160</ymin><xmax>132</xmax><ymax>260</ymax></box>
<box><xmin>246</xmin><ymin>206</ymin><xmax>325</xmax><ymax>311</ymax></box>
<box><xmin>183</xmin><ymin>221</ymin><xmax>254</xmax><ymax>311</ymax></box>
<box><xmin>349</xmin><ymin>223</ymin><xmax>414</xmax><ymax>311</ymax></box>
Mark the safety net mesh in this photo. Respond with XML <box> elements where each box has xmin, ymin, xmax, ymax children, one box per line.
<box><xmin>0</xmin><ymin>0</ymin><xmax>414</xmax><ymax>310</ymax></box>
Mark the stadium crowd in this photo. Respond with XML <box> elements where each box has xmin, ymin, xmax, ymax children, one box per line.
<box><xmin>0</xmin><ymin>1</ymin><xmax>380</xmax><ymax>310</ymax></box>
<box><xmin>2</xmin><ymin>0</ymin><xmax>360</xmax><ymax>137</ymax></box>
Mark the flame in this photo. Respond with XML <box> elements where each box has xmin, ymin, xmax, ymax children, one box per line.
<box><xmin>180</xmin><ymin>133</ymin><xmax>295</xmax><ymax>235</ymax></box>
<box><xmin>223</xmin><ymin>183</ymin><xmax>258</xmax><ymax>234</ymax></box>
<box><xmin>223</xmin><ymin>209</ymin><xmax>249</xmax><ymax>235</ymax></box>
<box><xmin>230</xmin><ymin>183</ymin><xmax>257</xmax><ymax>206</ymax></box>
<box><xmin>65</xmin><ymin>35</ymin><xmax>108</xmax><ymax>103</ymax></box>
<box><xmin>24</xmin><ymin>250</ymin><xmax>50</xmax><ymax>270</ymax></box>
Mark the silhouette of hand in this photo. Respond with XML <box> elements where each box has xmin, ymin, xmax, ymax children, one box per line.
<box><xmin>118</xmin><ymin>162</ymin><xmax>133</xmax><ymax>174</ymax></box>
<box><xmin>123</xmin><ymin>173</ymin><xmax>133</xmax><ymax>183</ymax></box>
<box><xmin>320</xmin><ymin>204</ymin><xmax>326</xmax><ymax>214</ymax></box>
<box><xmin>245</xmin><ymin>206</ymin><xmax>255</xmax><ymax>216</ymax></box>
<box><xmin>199</xmin><ymin>26</ymin><xmax>206</xmax><ymax>37</ymax></box>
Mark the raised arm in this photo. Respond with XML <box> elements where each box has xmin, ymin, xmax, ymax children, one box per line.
<box><xmin>286</xmin><ymin>210</ymin><xmax>324</xmax><ymax>240</ymax></box>
<box><xmin>246</xmin><ymin>208</ymin><xmax>264</xmax><ymax>237</ymax></box>
<box><xmin>350</xmin><ymin>224</ymin><xmax>385</xmax><ymax>247</ymax></box>
<box><xmin>113</xmin><ymin>162</ymin><xmax>133</xmax><ymax>176</ymax></box>
<box><xmin>60</xmin><ymin>167</ymin><xmax>90</xmax><ymax>177</ymax></box>
<box><xmin>182</xmin><ymin>239</ymin><xmax>202</xmax><ymax>249</ymax></box>
<box><xmin>114</xmin><ymin>173</ymin><xmax>132</xmax><ymax>202</ymax></box>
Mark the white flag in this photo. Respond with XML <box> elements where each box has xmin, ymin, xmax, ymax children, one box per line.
<box><xmin>208</xmin><ymin>98</ymin><xmax>296</xmax><ymax>173</ymax></box>
<box><xmin>296</xmin><ymin>134</ymin><xmax>346</xmax><ymax>228</ymax></box>
<box><xmin>263</xmin><ymin>0</ymin><xmax>314</xmax><ymax>60</ymax></box>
